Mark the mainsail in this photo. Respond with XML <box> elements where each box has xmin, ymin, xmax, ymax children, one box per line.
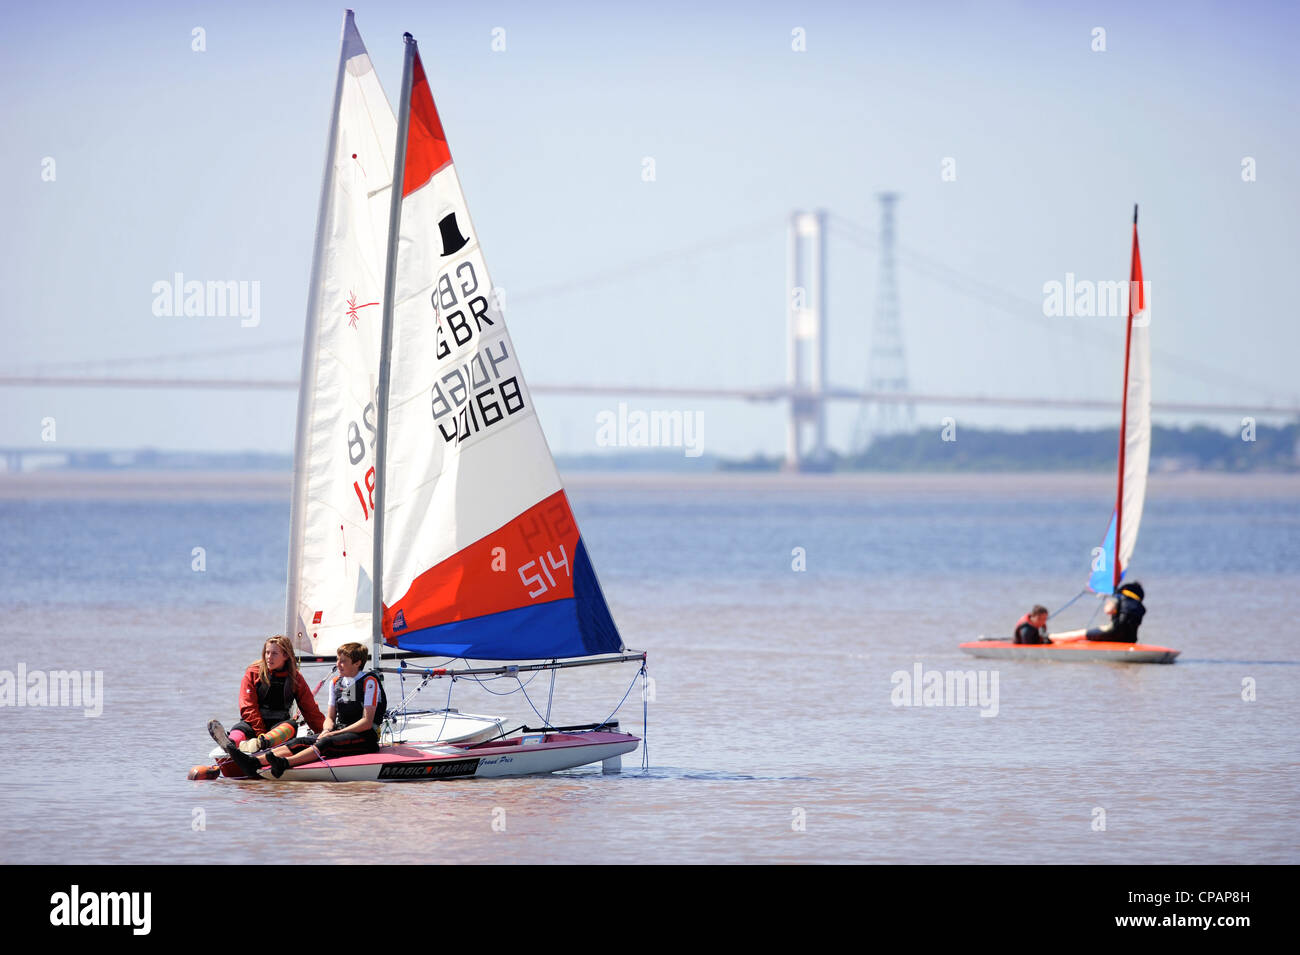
<box><xmin>372</xmin><ymin>36</ymin><xmax>624</xmax><ymax>661</ymax></box>
<box><xmin>1088</xmin><ymin>206</ymin><xmax>1151</xmax><ymax>593</ymax></box>
<box><xmin>285</xmin><ymin>12</ymin><xmax>397</xmax><ymax>656</ymax></box>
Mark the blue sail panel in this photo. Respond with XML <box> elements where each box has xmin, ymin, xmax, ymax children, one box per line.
<box><xmin>393</xmin><ymin>539</ymin><xmax>623</xmax><ymax>660</ymax></box>
<box><xmin>1088</xmin><ymin>510</ymin><xmax>1121</xmax><ymax>594</ymax></box>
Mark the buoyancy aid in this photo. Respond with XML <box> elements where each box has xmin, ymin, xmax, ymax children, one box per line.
<box><xmin>334</xmin><ymin>671</ymin><xmax>387</xmax><ymax>736</ymax></box>
<box><xmin>257</xmin><ymin>669</ymin><xmax>298</xmax><ymax>725</ymax></box>
<box><xmin>1112</xmin><ymin>584</ymin><xmax>1146</xmax><ymax>639</ymax></box>
<box><xmin>1013</xmin><ymin>613</ymin><xmax>1048</xmax><ymax>645</ymax></box>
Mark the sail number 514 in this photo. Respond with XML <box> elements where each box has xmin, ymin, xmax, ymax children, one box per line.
<box><xmin>519</xmin><ymin>546</ymin><xmax>569</xmax><ymax>599</ymax></box>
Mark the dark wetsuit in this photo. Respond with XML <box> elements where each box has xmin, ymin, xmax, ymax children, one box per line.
<box><xmin>1086</xmin><ymin>589</ymin><xmax>1146</xmax><ymax>642</ymax></box>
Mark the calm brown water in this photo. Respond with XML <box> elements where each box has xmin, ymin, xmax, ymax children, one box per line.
<box><xmin>1</xmin><ymin>471</ymin><xmax>1297</xmax><ymax>863</ymax></box>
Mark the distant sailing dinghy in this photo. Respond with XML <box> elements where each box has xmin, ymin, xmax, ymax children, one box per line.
<box><xmin>962</xmin><ymin>207</ymin><xmax>1179</xmax><ymax>665</ymax></box>
<box><xmin>194</xmin><ymin>14</ymin><xmax>644</xmax><ymax>781</ymax></box>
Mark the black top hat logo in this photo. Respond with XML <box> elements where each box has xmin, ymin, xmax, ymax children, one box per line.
<box><xmin>438</xmin><ymin>212</ymin><xmax>470</xmax><ymax>257</ymax></box>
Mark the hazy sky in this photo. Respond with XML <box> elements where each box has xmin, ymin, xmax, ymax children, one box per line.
<box><xmin>3</xmin><ymin>0</ymin><xmax>1297</xmax><ymax>457</ymax></box>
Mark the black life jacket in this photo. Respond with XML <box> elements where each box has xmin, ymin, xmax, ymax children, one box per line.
<box><xmin>1012</xmin><ymin>613</ymin><xmax>1047</xmax><ymax>645</ymax></box>
<box><xmin>257</xmin><ymin>669</ymin><xmax>297</xmax><ymax>725</ymax></box>
<box><xmin>334</xmin><ymin>671</ymin><xmax>387</xmax><ymax>736</ymax></box>
<box><xmin>1112</xmin><ymin>587</ymin><xmax>1146</xmax><ymax>639</ymax></box>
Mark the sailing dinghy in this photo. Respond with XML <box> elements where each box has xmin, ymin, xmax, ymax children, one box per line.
<box><xmin>194</xmin><ymin>15</ymin><xmax>644</xmax><ymax>780</ymax></box>
<box><xmin>962</xmin><ymin>206</ymin><xmax>1178</xmax><ymax>664</ymax></box>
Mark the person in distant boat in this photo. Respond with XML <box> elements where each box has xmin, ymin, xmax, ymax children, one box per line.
<box><xmin>225</xmin><ymin>635</ymin><xmax>325</xmax><ymax>752</ymax></box>
<box><xmin>216</xmin><ymin>642</ymin><xmax>387</xmax><ymax>779</ymax></box>
<box><xmin>1013</xmin><ymin>605</ymin><xmax>1051</xmax><ymax>644</ymax></box>
<box><xmin>1051</xmin><ymin>582</ymin><xmax>1147</xmax><ymax>644</ymax></box>
<box><xmin>1085</xmin><ymin>581</ymin><xmax>1146</xmax><ymax>643</ymax></box>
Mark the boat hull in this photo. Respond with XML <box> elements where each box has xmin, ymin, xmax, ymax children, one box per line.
<box><xmin>959</xmin><ymin>640</ymin><xmax>1178</xmax><ymax>663</ymax></box>
<box><xmin>264</xmin><ymin>730</ymin><xmax>640</xmax><ymax>782</ymax></box>
<box><xmin>204</xmin><ymin>709</ymin><xmax>509</xmax><ymax>778</ymax></box>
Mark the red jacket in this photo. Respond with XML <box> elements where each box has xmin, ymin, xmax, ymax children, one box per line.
<box><xmin>238</xmin><ymin>663</ymin><xmax>326</xmax><ymax>735</ymax></box>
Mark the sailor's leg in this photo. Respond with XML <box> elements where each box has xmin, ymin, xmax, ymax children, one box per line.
<box><xmin>1049</xmin><ymin>628</ymin><xmax>1087</xmax><ymax>643</ymax></box>
<box><xmin>238</xmin><ymin>720</ymin><xmax>297</xmax><ymax>754</ymax></box>
<box><xmin>265</xmin><ymin>739</ymin><xmax>333</xmax><ymax>777</ymax></box>
<box><xmin>230</xmin><ymin>721</ymin><xmax>255</xmax><ymax>743</ymax></box>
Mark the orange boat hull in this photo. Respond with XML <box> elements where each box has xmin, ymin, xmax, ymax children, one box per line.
<box><xmin>959</xmin><ymin>640</ymin><xmax>1179</xmax><ymax>663</ymax></box>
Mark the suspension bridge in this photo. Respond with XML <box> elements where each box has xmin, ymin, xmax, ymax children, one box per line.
<box><xmin>4</xmin><ymin>208</ymin><xmax>1297</xmax><ymax>470</ymax></box>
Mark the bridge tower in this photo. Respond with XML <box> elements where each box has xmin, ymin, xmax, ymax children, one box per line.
<box><xmin>853</xmin><ymin>192</ymin><xmax>913</xmax><ymax>452</ymax></box>
<box><xmin>785</xmin><ymin>210</ymin><xmax>829</xmax><ymax>471</ymax></box>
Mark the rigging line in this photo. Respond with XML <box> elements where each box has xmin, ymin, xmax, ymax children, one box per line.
<box><xmin>507</xmin><ymin>216</ymin><xmax>783</xmax><ymax>306</ymax></box>
<box><xmin>383</xmin><ymin>668</ymin><xmax>405</xmax><ymax>745</ymax></box>
<box><xmin>466</xmin><ymin>723</ymin><xmax>528</xmax><ymax>747</ymax></box>
<box><xmin>389</xmin><ymin>668</ymin><xmax>428</xmax><ymax>740</ymax></box>
<box><xmin>460</xmin><ymin>669</ymin><xmax>542</xmax><ymax>695</ymax></box>
<box><xmin>1049</xmin><ymin>588</ymin><xmax>1090</xmax><ymax>620</ymax></box>
<box><xmin>544</xmin><ymin>664</ymin><xmax>557</xmax><ymax>725</ymax></box>
<box><xmin>418</xmin><ymin>675</ymin><xmax>456</xmax><ymax>745</ymax></box>
<box><xmin>831</xmin><ymin>215</ymin><xmax>1299</xmax><ymax>405</ymax></box>
<box><xmin>301</xmin><ymin>739</ymin><xmax>341</xmax><ymax>783</ymax></box>
<box><xmin>830</xmin><ymin>219</ymin><xmax>1105</xmax><ymax>358</ymax></box>
<box><xmin>832</xmin><ymin>217</ymin><xmax>1101</xmax><ymax>345</ymax></box>
<box><xmin>515</xmin><ymin>674</ymin><xmax>557</xmax><ymax>728</ymax></box>
<box><xmin>1086</xmin><ymin>596</ymin><xmax>1106</xmax><ymax>628</ymax></box>
<box><xmin>641</xmin><ymin>663</ymin><xmax>649</xmax><ymax>771</ymax></box>
<box><xmin>5</xmin><ymin>338</ymin><xmax>302</xmax><ymax>376</ymax></box>
<box><xmin>593</xmin><ymin>664</ymin><xmax>646</xmax><ymax>736</ymax></box>
<box><xmin>393</xmin><ymin>672</ymin><xmax>428</xmax><ymax>711</ymax></box>
<box><xmin>320</xmin><ymin>755</ymin><xmax>341</xmax><ymax>783</ymax></box>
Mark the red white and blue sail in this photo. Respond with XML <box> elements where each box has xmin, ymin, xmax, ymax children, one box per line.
<box><xmin>376</xmin><ymin>45</ymin><xmax>622</xmax><ymax>660</ymax></box>
<box><xmin>286</xmin><ymin>12</ymin><xmax>396</xmax><ymax>656</ymax></box>
<box><xmin>1089</xmin><ymin>208</ymin><xmax>1150</xmax><ymax>594</ymax></box>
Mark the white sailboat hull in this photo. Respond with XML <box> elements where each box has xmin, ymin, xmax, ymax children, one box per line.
<box><xmin>206</xmin><ymin>709</ymin><xmax>506</xmax><ymax>765</ymax></box>
<box><xmin>261</xmin><ymin>730</ymin><xmax>639</xmax><ymax>782</ymax></box>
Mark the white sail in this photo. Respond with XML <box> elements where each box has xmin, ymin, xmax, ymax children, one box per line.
<box><xmin>1090</xmin><ymin>211</ymin><xmax>1150</xmax><ymax>593</ymax></box>
<box><xmin>1117</xmin><ymin>227</ymin><xmax>1150</xmax><ymax>577</ymax></box>
<box><xmin>372</xmin><ymin>41</ymin><xmax>623</xmax><ymax>660</ymax></box>
<box><xmin>285</xmin><ymin>12</ymin><xmax>397</xmax><ymax>656</ymax></box>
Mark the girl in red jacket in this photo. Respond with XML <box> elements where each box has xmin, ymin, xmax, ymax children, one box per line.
<box><xmin>225</xmin><ymin>635</ymin><xmax>325</xmax><ymax>751</ymax></box>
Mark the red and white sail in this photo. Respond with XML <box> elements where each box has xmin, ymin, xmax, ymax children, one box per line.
<box><xmin>373</xmin><ymin>39</ymin><xmax>622</xmax><ymax>660</ymax></box>
<box><xmin>1114</xmin><ymin>210</ymin><xmax>1151</xmax><ymax>585</ymax></box>
<box><xmin>285</xmin><ymin>12</ymin><xmax>396</xmax><ymax>655</ymax></box>
<box><xmin>1090</xmin><ymin>207</ymin><xmax>1151</xmax><ymax>593</ymax></box>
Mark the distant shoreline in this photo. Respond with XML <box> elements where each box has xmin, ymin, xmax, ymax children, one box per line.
<box><xmin>2</xmin><ymin>469</ymin><xmax>1298</xmax><ymax>500</ymax></box>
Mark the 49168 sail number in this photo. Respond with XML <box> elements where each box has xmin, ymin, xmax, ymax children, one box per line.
<box><xmin>431</xmin><ymin>339</ymin><xmax>526</xmax><ymax>445</ymax></box>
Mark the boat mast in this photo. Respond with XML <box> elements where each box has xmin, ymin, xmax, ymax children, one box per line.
<box><xmin>1113</xmin><ymin>203</ymin><xmax>1139</xmax><ymax>592</ymax></box>
<box><xmin>286</xmin><ymin>10</ymin><xmax>355</xmax><ymax>650</ymax></box>
<box><xmin>371</xmin><ymin>33</ymin><xmax>417</xmax><ymax>667</ymax></box>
